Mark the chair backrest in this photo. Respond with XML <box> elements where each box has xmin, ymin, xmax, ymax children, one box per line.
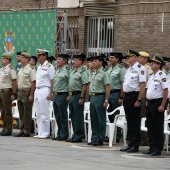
<box><xmin>164</xmin><ymin>110</ymin><xmax>170</xmax><ymax>121</ymax></box>
<box><xmin>12</xmin><ymin>100</ymin><xmax>18</xmax><ymax>116</ymax></box>
<box><xmin>115</xmin><ymin>106</ymin><xmax>126</xmax><ymax>126</ymax></box>
<box><xmin>84</xmin><ymin>102</ymin><xmax>90</xmax><ymax>111</ymax></box>
<box><xmin>106</xmin><ymin>106</ymin><xmax>125</xmax><ymax>123</ymax></box>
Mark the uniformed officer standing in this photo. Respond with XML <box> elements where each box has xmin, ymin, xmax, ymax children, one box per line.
<box><xmin>34</xmin><ymin>49</ymin><xmax>54</xmax><ymax>139</ymax></box>
<box><xmin>85</xmin><ymin>56</ymin><xmax>94</xmax><ymax>102</ymax></box>
<box><xmin>14</xmin><ymin>51</ymin><xmax>23</xmax><ymax>129</ymax></box>
<box><xmin>108</xmin><ymin>52</ymin><xmax>125</xmax><ymax>118</ymax></box>
<box><xmin>89</xmin><ymin>55</ymin><xmax>110</xmax><ymax>146</ymax></box>
<box><xmin>0</xmin><ymin>53</ymin><xmax>17</xmax><ymax>136</ymax></box>
<box><xmin>120</xmin><ymin>50</ymin><xmax>147</xmax><ymax>153</ymax></box>
<box><xmin>107</xmin><ymin>52</ymin><xmax>126</xmax><ymax>143</ymax></box>
<box><xmin>15</xmin><ymin>52</ymin><xmax>36</xmax><ymax>137</ymax></box>
<box><xmin>144</xmin><ymin>54</ymin><xmax>168</xmax><ymax>156</ymax></box>
<box><xmin>15</xmin><ymin>52</ymin><xmax>23</xmax><ymax>74</ymax></box>
<box><xmin>29</xmin><ymin>56</ymin><xmax>37</xmax><ymax>69</ymax></box>
<box><xmin>138</xmin><ymin>51</ymin><xmax>153</xmax><ymax>145</ymax></box>
<box><xmin>67</xmin><ymin>54</ymin><xmax>88</xmax><ymax>143</ymax></box>
<box><xmin>52</xmin><ymin>54</ymin><xmax>70</xmax><ymax>141</ymax></box>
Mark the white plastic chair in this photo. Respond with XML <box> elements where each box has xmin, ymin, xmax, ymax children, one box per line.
<box><xmin>32</xmin><ymin>105</ymin><xmax>38</xmax><ymax>135</ymax></box>
<box><xmin>141</xmin><ymin>117</ymin><xmax>147</xmax><ymax>132</ymax></box>
<box><xmin>50</xmin><ymin>105</ymin><xmax>58</xmax><ymax>137</ymax></box>
<box><xmin>106</xmin><ymin>106</ymin><xmax>126</xmax><ymax>147</ymax></box>
<box><xmin>164</xmin><ymin>110</ymin><xmax>170</xmax><ymax>153</ymax></box>
<box><xmin>84</xmin><ymin>102</ymin><xmax>91</xmax><ymax>143</ymax></box>
<box><xmin>164</xmin><ymin>120</ymin><xmax>170</xmax><ymax>153</ymax></box>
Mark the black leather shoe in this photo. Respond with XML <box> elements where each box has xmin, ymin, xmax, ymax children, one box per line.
<box><xmin>22</xmin><ymin>133</ymin><xmax>30</xmax><ymax>137</ymax></box>
<box><xmin>127</xmin><ymin>147</ymin><xmax>139</xmax><ymax>153</ymax></box>
<box><xmin>57</xmin><ymin>137</ymin><xmax>67</xmax><ymax>141</ymax></box>
<box><xmin>65</xmin><ymin>138</ymin><xmax>73</xmax><ymax>142</ymax></box>
<box><xmin>71</xmin><ymin>139</ymin><xmax>82</xmax><ymax>143</ymax></box>
<box><xmin>52</xmin><ymin>137</ymin><xmax>60</xmax><ymax>140</ymax></box>
<box><xmin>143</xmin><ymin>150</ymin><xmax>153</xmax><ymax>154</ymax></box>
<box><xmin>93</xmin><ymin>141</ymin><xmax>103</xmax><ymax>146</ymax></box>
<box><xmin>87</xmin><ymin>141</ymin><xmax>95</xmax><ymax>145</ymax></box>
<box><xmin>1</xmin><ymin>132</ymin><xmax>11</xmax><ymax>136</ymax></box>
<box><xmin>151</xmin><ymin>152</ymin><xmax>161</xmax><ymax>156</ymax></box>
<box><xmin>120</xmin><ymin>146</ymin><xmax>131</xmax><ymax>152</ymax></box>
<box><xmin>14</xmin><ymin>132</ymin><xmax>24</xmax><ymax>137</ymax></box>
<box><xmin>0</xmin><ymin>130</ymin><xmax>5</xmax><ymax>135</ymax></box>
<box><xmin>164</xmin><ymin>147</ymin><xmax>170</xmax><ymax>151</ymax></box>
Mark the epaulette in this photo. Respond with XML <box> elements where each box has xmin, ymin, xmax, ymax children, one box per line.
<box><xmin>29</xmin><ymin>65</ymin><xmax>34</xmax><ymax>69</ymax></box>
<box><xmin>66</xmin><ymin>65</ymin><xmax>70</xmax><ymax>70</ymax></box>
<box><xmin>46</xmin><ymin>62</ymin><xmax>51</xmax><ymax>67</ymax></box>
<box><xmin>9</xmin><ymin>65</ymin><xmax>15</xmax><ymax>70</ymax></box>
<box><xmin>159</xmin><ymin>72</ymin><xmax>163</xmax><ymax>75</ymax></box>
<box><xmin>137</xmin><ymin>64</ymin><xmax>141</xmax><ymax>68</ymax></box>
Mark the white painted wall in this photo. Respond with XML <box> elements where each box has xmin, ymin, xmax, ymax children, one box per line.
<box><xmin>58</xmin><ymin>0</ymin><xmax>80</xmax><ymax>8</ymax></box>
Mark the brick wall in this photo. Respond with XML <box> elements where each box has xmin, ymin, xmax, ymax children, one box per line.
<box><xmin>114</xmin><ymin>0</ymin><xmax>170</xmax><ymax>56</ymax></box>
<box><xmin>0</xmin><ymin>0</ymin><xmax>57</xmax><ymax>11</ymax></box>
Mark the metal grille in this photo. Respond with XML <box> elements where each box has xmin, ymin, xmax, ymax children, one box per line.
<box><xmin>87</xmin><ymin>17</ymin><xmax>114</xmax><ymax>56</ymax></box>
<box><xmin>56</xmin><ymin>15</ymin><xmax>79</xmax><ymax>55</ymax></box>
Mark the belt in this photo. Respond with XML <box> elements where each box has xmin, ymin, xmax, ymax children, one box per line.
<box><xmin>125</xmin><ymin>91</ymin><xmax>139</xmax><ymax>96</ymax></box>
<box><xmin>69</xmin><ymin>91</ymin><xmax>81</xmax><ymax>95</ymax></box>
<box><xmin>54</xmin><ymin>92</ymin><xmax>68</xmax><ymax>95</ymax></box>
<box><xmin>110</xmin><ymin>89</ymin><xmax>120</xmax><ymax>93</ymax></box>
<box><xmin>147</xmin><ymin>98</ymin><xmax>162</xmax><ymax>103</ymax></box>
<box><xmin>18</xmin><ymin>88</ymin><xmax>30</xmax><ymax>91</ymax></box>
<box><xmin>0</xmin><ymin>88</ymin><xmax>12</xmax><ymax>92</ymax></box>
<box><xmin>36</xmin><ymin>87</ymin><xmax>50</xmax><ymax>89</ymax></box>
<box><xmin>91</xmin><ymin>92</ymin><xmax>105</xmax><ymax>96</ymax></box>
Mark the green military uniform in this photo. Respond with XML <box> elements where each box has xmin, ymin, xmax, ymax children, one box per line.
<box><xmin>69</xmin><ymin>65</ymin><xmax>88</xmax><ymax>140</ymax></box>
<box><xmin>53</xmin><ymin>63</ymin><xmax>70</xmax><ymax>139</ymax></box>
<box><xmin>17</xmin><ymin>52</ymin><xmax>36</xmax><ymax>135</ymax></box>
<box><xmin>108</xmin><ymin>64</ymin><xmax>125</xmax><ymax>116</ymax></box>
<box><xmin>0</xmin><ymin>54</ymin><xmax>17</xmax><ymax>135</ymax></box>
<box><xmin>90</xmin><ymin>67</ymin><xmax>110</xmax><ymax>143</ymax></box>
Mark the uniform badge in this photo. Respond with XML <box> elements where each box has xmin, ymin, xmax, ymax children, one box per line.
<box><xmin>162</xmin><ymin>78</ymin><xmax>166</xmax><ymax>82</ymax></box>
<box><xmin>154</xmin><ymin>79</ymin><xmax>159</xmax><ymax>82</ymax></box>
<box><xmin>141</xmin><ymin>70</ymin><xmax>144</xmax><ymax>75</ymax></box>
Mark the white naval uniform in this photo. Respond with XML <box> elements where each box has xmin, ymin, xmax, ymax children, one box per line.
<box><xmin>146</xmin><ymin>70</ymin><xmax>168</xmax><ymax>100</ymax></box>
<box><xmin>123</xmin><ymin>62</ymin><xmax>147</xmax><ymax>92</ymax></box>
<box><xmin>34</xmin><ymin>60</ymin><xmax>54</xmax><ymax>137</ymax></box>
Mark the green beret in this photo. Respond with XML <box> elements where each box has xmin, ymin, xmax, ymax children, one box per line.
<box><xmin>21</xmin><ymin>52</ymin><xmax>31</xmax><ymax>58</ymax></box>
<box><xmin>2</xmin><ymin>53</ymin><xmax>12</xmax><ymax>59</ymax></box>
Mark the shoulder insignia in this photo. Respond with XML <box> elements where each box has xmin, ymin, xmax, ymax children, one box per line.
<box><xmin>81</xmin><ymin>67</ymin><xmax>86</xmax><ymax>72</ymax></box>
<box><xmin>66</xmin><ymin>66</ymin><xmax>70</xmax><ymax>70</ymax></box>
<box><xmin>46</xmin><ymin>62</ymin><xmax>51</xmax><ymax>67</ymax></box>
<box><xmin>162</xmin><ymin>78</ymin><xmax>166</xmax><ymax>82</ymax></box>
<box><xmin>119</xmin><ymin>65</ymin><xmax>123</xmax><ymax>68</ymax></box>
<box><xmin>29</xmin><ymin>65</ymin><xmax>34</xmax><ymax>69</ymax></box>
<box><xmin>159</xmin><ymin>72</ymin><xmax>163</xmax><ymax>75</ymax></box>
<box><xmin>137</xmin><ymin>64</ymin><xmax>141</xmax><ymax>68</ymax></box>
<box><xmin>9</xmin><ymin>65</ymin><xmax>14</xmax><ymax>69</ymax></box>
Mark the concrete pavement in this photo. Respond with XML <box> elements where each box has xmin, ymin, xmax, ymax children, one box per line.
<box><xmin>0</xmin><ymin>128</ymin><xmax>169</xmax><ymax>170</ymax></box>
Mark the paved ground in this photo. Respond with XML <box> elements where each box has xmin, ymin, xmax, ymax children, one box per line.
<box><xmin>0</xmin><ymin>128</ymin><xmax>170</xmax><ymax>170</ymax></box>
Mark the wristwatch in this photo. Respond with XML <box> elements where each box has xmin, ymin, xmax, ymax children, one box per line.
<box><xmin>80</xmin><ymin>97</ymin><xmax>84</xmax><ymax>99</ymax></box>
<box><xmin>137</xmin><ymin>99</ymin><xmax>141</xmax><ymax>102</ymax></box>
<box><xmin>105</xmin><ymin>99</ymin><xmax>108</xmax><ymax>103</ymax></box>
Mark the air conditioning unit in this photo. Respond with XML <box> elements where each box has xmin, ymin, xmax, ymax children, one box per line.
<box><xmin>58</xmin><ymin>0</ymin><xmax>80</xmax><ymax>8</ymax></box>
